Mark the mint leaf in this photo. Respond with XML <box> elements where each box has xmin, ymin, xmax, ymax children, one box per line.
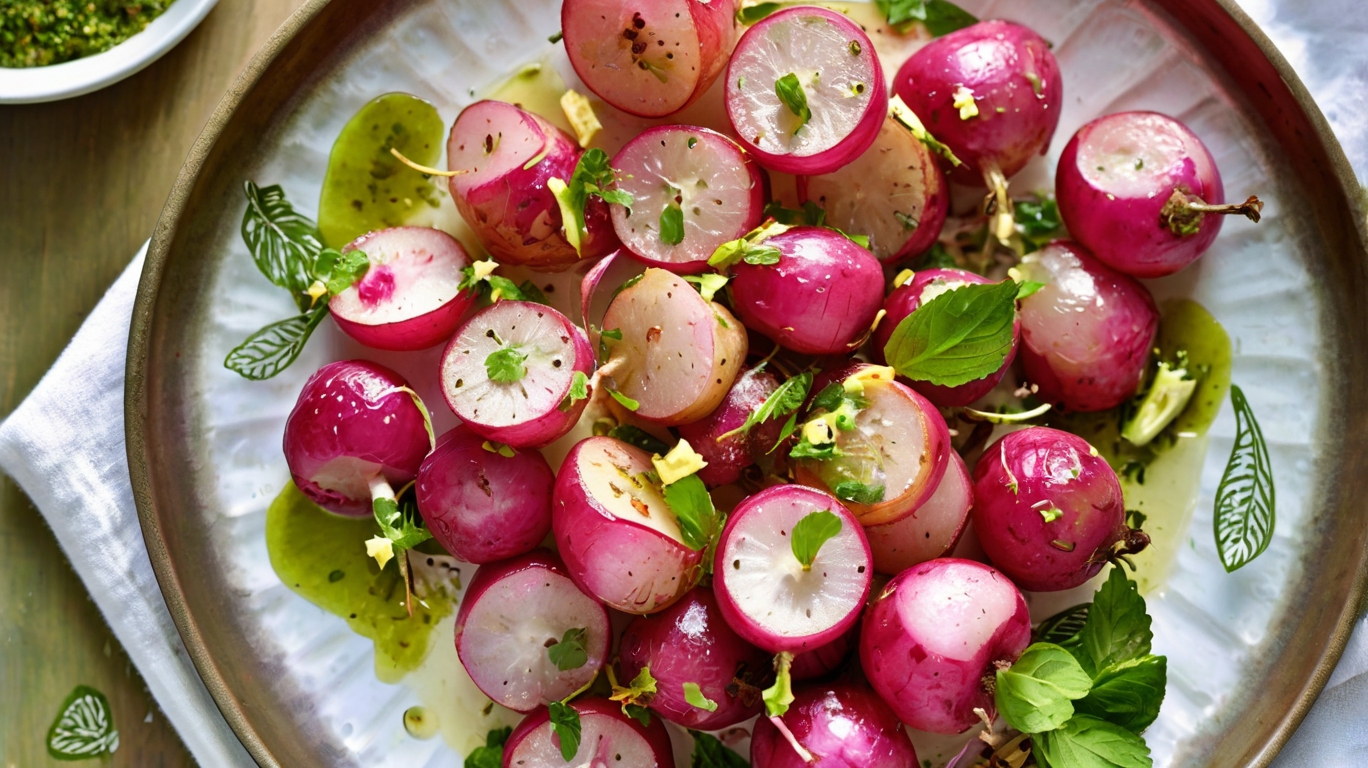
<box><xmin>775</xmin><ymin>73</ymin><xmax>811</xmax><ymax>134</ymax></box>
<box><xmin>809</xmin><ymin>382</ymin><xmax>845</xmax><ymax>413</ymax></box>
<box><xmin>1075</xmin><ymin>568</ymin><xmax>1152</xmax><ymax>677</ymax></box>
<box><xmin>995</xmin><ymin>643</ymin><xmax>1093</xmax><ymax>734</ymax></box>
<box><xmin>660</xmin><ymin>204</ymin><xmax>686</xmax><ymax>246</ymax></box>
<box><xmin>882</xmin><ymin>279</ymin><xmax>1018</xmax><ymax>388</ymax></box>
<box><xmin>833</xmin><ymin>480</ymin><xmax>885</xmax><ymax>505</ymax></box>
<box><xmin>1033</xmin><ymin>715</ymin><xmax>1152</xmax><ymax>768</ymax></box>
<box><xmin>1016</xmin><ymin>280</ymin><xmax>1045</xmax><ymax>300</ymax></box>
<box><xmin>1034</xmin><ymin>604</ymin><xmax>1090</xmax><ymax>647</ymax></box>
<box><xmin>791</xmin><ymin>509</ymin><xmax>842</xmax><ymax>569</ymax></box>
<box><xmin>608</xmin><ymin>388</ymin><xmax>640</xmax><ymax>411</ymax></box>
<box><xmin>224</xmin><ymin>305</ymin><xmax>328</xmax><ymax>381</ymax></box>
<box><xmin>1214</xmin><ymin>384</ymin><xmax>1275</xmax><ymax>572</ymax></box>
<box><xmin>720</xmin><ymin>371</ymin><xmax>812</xmax><ymax>441</ymax></box>
<box><xmin>1075</xmin><ymin>655</ymin><xmax>1167</xmax><ymax>733</ymax></box>
<box><xmin>609</xmin><ymin>425</ymin><xmax>672</xmax><ymax>455</ymax></box>
<box><xmin>875</xmin><ymin>0</ymin><xmax>978</xmax><ymax>36</ymax></box>
<box><xmin>553</xmin><ymin>148</ymin><xmax>633</xmax><ymax>253</ymax></box>
<box><xmin>689</xmin><ymin>730</ymin><xmax>749</xmax><ymax>767</ymax></box>
<box><xmin>241</xmin><ymin>181</ymin><xmax>323</xmax><ymax>311</ymax></box>
<box><xmin>547</xmin><ymin>701</ymin><xmax>582</xmax><ymax>761</ymax></box>
<box><xmin>47</xmin><ymin>685</ymin><xmax>119</xmax><ymax>760</ymax></box>
<box><xmin>547</xmin><ymin>627</ymin><xmax>590</xmax><ymax>671</ymax></box>
<box><xmin>373</xmin><ymin>494</ymin><xmax>433</xmax><ymax>553</ymax></box>
<box><xmin>464</xmin><ymin>726</ymin><xmax>512</xmax><ymax>768</ymax></box>
<box><xmin>764</xmin><ymin>200</ymin><xmax>826</xmax><ymax>227</ymax></box>
<box><xmin>737</xmin><ymin>2</ymin><xmax>785</xmax><ymax>25</ymax></box>
<box><xmin>560</xmin><ymin>371</ymin><xmax>590</xmax><ymax>412</ymax></box>
<box><xmin>663</xmin><ymin>475</ymin><xmax>719</xmax><ymax>553</ymax></box>
<box><xmin>684</xmin><ymin>273</ymin><xmax>730</xmax><ymax>302</ymax></box>
<box><xmin>312</xmin><ymin>247</ymin><xmax>371</xmax><ymax>296</ymax></box>
<box><xmin>625</xmin><ymin>704</ymin><xmax>652</xmax><ymax>727</ymax></box>
<box><xmin>682</xmin><ymin>682</ymin><xmax>718</xmax><ymax>712</ymax></box>
<box><xmin>485</xmin><ymin>346</ymin><xmax>528</xmax><ymax>383</ymax></box>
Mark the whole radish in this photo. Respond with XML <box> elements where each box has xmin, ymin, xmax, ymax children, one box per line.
<box><xmin>503</xmin><ymin>697</ymin><xmax>677</xmax><ymax>767</ymax></box>
<box><xmin>454</xmin><ymin>549</ymin><xmax>610</xmax><ymax>712</ymax></box>
<box><xmin>1016</xmin><ymin>241</ymin><xmax>1159</xmax><ymax>412</ymax></box>
<box><xmin>1057</xmin><ymin>110</ymin><xmax>1263</xmax><ymax>277</ymax></box>
<box><xmin>871</xmin><ymin>269</ymin><xmax>1020</xmax><ymax>407</ymax></box>
<box><xmin>798</xmin><ymin>114</ymin><xmax>949</xmax><ymax>264</ymax></box>
<box><xmin>553</xmin><ymin>437</ymin><xmax>705</xmax><ymax>614</ymax></box>
<box><xmin>860</xmin><ymin>558</ymin><xmax>1031</xmax><ymax>734</ymax></box>
<box><xmin>617</xmin><ymin>587</ymin><xmax>769</xmax><ymax>729</ymax></box>
<box><xmin>725</xmin><ymin>6</ymin><xmax>887</xmax><ymax>175</ymax></box>
<box><xmin>282</xmin><ymin>360</ymin><xmax>432</xmax><ymax>517</ymax></box>
<box><xmin>447</xmin><ymin>100</ymin><xmax>617</xmax><ymax>270</ymax></box>
<box><xmin>328</xmin><ymin>227</ymin><xmax>475</xmax><ymax>351</ymax></box>
<box><xmin>751</xmin><ymin>681</ymin><xmax>918</xmax><ymax>768</ymax></box>
<box><xmin>790</xmin><ymin>622</ymin><xmax>857</xmax><ymax>682</ymax></box>
<box><xmin>675</xmin><ymin>365</ymin><xmax>783</xmax><ymax>487</ymax></box>
<box><xmin>728</xmin><ymin>227</ymin><xmax>883</xmax><ymax>356</ymax></box>
<box><xmin>600</xmin><ymin>267</ymin><xmax>747</xmax><ymax>425</ymax></box>
<box><xmin>713</xmin><ymin>485</ymin><xmax>872</xmax><ymax>654</ymax></box>
<box><xmin>440</xmin><ymin>301</ymin><xmax>594</xmax><ymax>449</ymax></box>
<box><xmin>865</xmin><ymin>451</ymin><xmax>973</xmax><ymax>575</ymax></box>
<box><xmin>415</xmin><ymin>426</ymin><xmax>553</xmax><ymax>564</ymax></box>
<box><xmin>894</xmin><ymin>20</ymin><xmax>1061</xmax><ymax>187</ymax></box>
<box><xmin>562</xmin><ymin>0</ymin><xmax>737</xmax><ymax>119</ymax></box>
<box><xmin>610</xmin><ymin>126</ymin><xmax>765</xmax><ymax>274</ymax></box>
<box><xmin>971</xmin><ymin>427</ymin><xmax>1147</xmax><ymax>592</ymax></box>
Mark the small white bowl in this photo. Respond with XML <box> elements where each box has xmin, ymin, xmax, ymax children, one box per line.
<box><xmin>0</xmin><ymin>0</ymin><xmax>219</xmax><ymax>104</ymax></box>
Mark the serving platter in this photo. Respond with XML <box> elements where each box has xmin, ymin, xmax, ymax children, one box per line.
<box><xmin>126</xmin><ymin>0</ymin><xmax>1368</xmax><ymax>766</ymax></box>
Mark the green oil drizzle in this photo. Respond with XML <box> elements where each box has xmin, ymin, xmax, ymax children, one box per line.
<box><xmin>317</xmin><ymin>93</ymin><xmax>447</xmax><ymax>249</ymax></box>
<box><xmin>266</xmin><ymin>482</ymin><xmax>453</xmax><ymax>683</ymax></box>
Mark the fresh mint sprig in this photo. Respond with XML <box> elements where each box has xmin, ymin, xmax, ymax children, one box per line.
<box><xmin>874</xmin><ymin>0</ymin><xmax>978</xmax><ymax>36</ymax></box>
<box><xmin>549</xmin><ymin>148</ymin><xmax>634</xmax><ymax>255</ymax></box>
<box><xmin>882</xmin><ymin>279</ymin><xmax>1018</xmax><ymax>388</ymax></box>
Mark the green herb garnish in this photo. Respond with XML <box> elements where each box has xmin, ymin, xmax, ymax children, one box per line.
<box><xmin>660</xmin><ymin>204</ymin><xmax>686</xmax><ymax>245</ymax></box>
<box><xmin>682</xmin><ymin>682</ymin><xmax>719</xmax><ymax>712</ymax></box>
<box><xmin>549</xmin><ymin>148</ymin><xmax>634</xmax><ymax>254</ymax></box>
<box><xmin>689</xmin><ymin>730</ymin><xmax>750</xmax><ymax>767</ymax></box>
<box><xmin>719</xmin><ymin>371</ymin><xmax>812</xmax><ymax>442</ymax></box>
<box><xmin>775</xmin><ymin>73</ymin><xmax>812</xmax><ymax>134</ymax></box>
<box><xmin>662</xmin><ymin>474</ymin><xmax>720</xmax><ymax>555</ymax></box>
<box><xmin>547</xmin><ymin>627</ymin><xmax>590</xmax><ymax>671</ymax></box>
<box><xmin>547</xmin><ymin>701</ymin><xmax>582</xmax><ymax>761</ymax></box>
<box><xmin>882</xmin><ymin>279</ymin><xmax>1018</xmax><ymax>388</ymax></box>
<box><xmin>790</xmin><ymin>509</ymin><xmax>842</xmax><ymax>570</ymax></box>
<box><xmin>464</xmin><ymin>726</ymin><xmax>513</xmax><ymax>768</ymax></box>
<box><xmin>875</xmin><ymin>0</ymin><xmax>978</xmax><ymax>36</ymax></box>
<box><xmin>485</xmin><ymin>346</ymin><xmax>528</xmax><ymax>383</ymax></box>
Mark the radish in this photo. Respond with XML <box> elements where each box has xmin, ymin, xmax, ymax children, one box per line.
<box><xmin>728</xmin><ymin>227</ymin><xmax>883</xmax><ymax>356</ymax></box>
<box><xmin>859</xmin><ymin>558</ymin><xmax>1031</xmax><ymax>734</ymax></box>
<box><xmin>617</xmin><ymin>587</ymin><xmax>769</xmax><ymax>729</ymax></box>
<box><xmin>725</xmin><ymin>6</ymin><xmax>887</xmax><ymax>175</ymax></box>
<box><xmin>454</xmin><ymin>549</ymin><xmax>610</xmax><ymax>713</ymax></box>
<box><xmin>797</xmin><ymin>114</ymin><xmax>949</xmax><ymax>264</ymax></box>
<box><xmin>415</xmin><ymin>426</ymin><xmax>554</xmax><ymax>564</ymax></box>
<box><xmin>792</xmin><ymin>365</ymin><xmax>951</xmax><ymax>528</ymax></box>
<box><xmin>789</xmin><ymin>622</ymin><xmax>857</xmax><ymax>682</ymax></box>
<box><xmin>609</xmin><ymin>126</ymin><xmax>766</xmax><ymax>274</ymax></box>
<box><xmin>1057</xmin><ymin>110</ymin><xmax>1263</xmax><ymax>278</ymax></box>
<box><xmin>447</xmin><ymin>100</ymin><xmax>617</xmax><ymax>270</ymax></box>
<box><xmin>1016</xmin><ymin>241</ymin><xmax>1159</xmax><ymax>412</ymax></box>
<box><xmin>675</xmin><ymin>365</ymin><xmax>783</xmax><ymax>487</ymax></box>
<box><xmin>870</xmin><ymin>269</ymin><xmax>1020</xmax><ymax>408</ymax></box>
<box><xmin>599</xmin><ymin>267</ymin><xmax>747</xmax><ymax>426</ymax></box>
<box><xmin>439</xmin><ymin>300</ymin><xmax>594</xmax><ymax>449</ymax></box>
<box><xmin>712</xmin><ymin>485</ymin><xmax>872</xmax><ymax>654</ymax></box>
<box><xmin>503</xmin><ymin>697</ymin><xmax>677</xmax><ymax>767</ymax></box>
<box><xmin>751</xmin><ymin>681</ymin><xmax>919</xmax><ymax>768</ymax></box>
<box><xmin>552</xmin><ymin>436</ymin><xmax>706</xmax><ymax>614</ymax></box>
<box><xmin>971</xmin><ymin>427</ymin><xmax>1147</xmax><ymax>592</ymax></box>
<box><xmin>893</xmin><ymin>20</ymin><xmax>1062</xmax><ymax>186</ymax></box>
<box><xmin>561</xmin><ymin>0</ymin><xmax>738</xmax><ymax>119</ymax></box>
<box><xmin>328</xmin><ymin>227</ymin><xmax>475</xmax><ymax>351</ymax></box>
<box><xmin>865</xmin><ymin>451</ymin><xmax>973</xmax><ymax>576</ymax></box>
<box><xmin>282</xmin><ymin>360</ymin><xmax>432</xmax><ymax>517</ymax></box>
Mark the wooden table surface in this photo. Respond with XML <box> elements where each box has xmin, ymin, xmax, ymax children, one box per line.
<box><xmin>0</xmin><ymin>0</ymin><xmax>308</xmax><ymax>763</ymax></box>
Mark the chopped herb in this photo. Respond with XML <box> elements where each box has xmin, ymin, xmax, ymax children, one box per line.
<box><xmin>608</xmin><ymin>388</ymin><xmax>640</xmax><ymax>411</ymax></box>
<box><xmin>547</xmin><ymin>627</ymin><xmax>590</xmax><ymax>671</ymax></box>
<box><xmin>762</xmin><ymin>652</ymin><xmax>796</xmax><ymax>717</ymax></box>
<box><xmin>485</xmin><ymin>346</ymin><xmax>528</xmax><ymax>383</ymax></box>
<box><xmin>548</xmin><ymin>30</ymin><xmax>564</xmax><ymax>44</ymax></box>
<box><xmin>736</xmin><ymin>2</ymin><xmax>785</xmax><ymax>25</ymax></box>
<box><xmin>560</xmin><ymin>371</ymin><xmax>591</xmax><ymax>412</ymax></box>
<box><xmin>774</xmin><ymin>73</ymin><xmax>812</xmax><ymax>135</ymax></box>
<box><xmin>547</xmin><ymin>701</ymin><xmax>582</xmax><ymax>761</ymax></box>
<box><xmin>719</xmin><ymin>372</ymin><xmax>812</xmax><ymax>442</ymax></box>
<box><xmin>683</xmin><ymin>273</ymin><xmax>730</xmax><ymax>302</ymax></box>
<box><xmin>689</xmin><ymin>730</ymin><xmax>749</xmax><ymax>767</ymax></box>
<box><xmin>549</xmin><ymin>148</ymin><xmax>634</xmax><ymax>254</ymax></box>
<box><xmin>833</xmin><ymin>480</ymin><xmax>885</xmax><ymax>505</ymax></box>
<box><xmin>464</xmin><ymin>726</ymin><xmax>513</xmax><ymax>768</ymax></box>
<box><xmin>790</xmin><ymin>510</ymin><xmax>842</xmax><ymax>570</ymax></box>
<box><xmin>889</xmin><ymin>96</ymin><xmax>963</xmax><ymax>167</ymax></box>
<box><xmin>683</xmin><ymin>682</ymin><xmax>719</xmax><ymax>712</ymax></box>
<box><xmin>608</xmin><ymin>424</ymin><xmax>672</xmax><ymax>455</ymax></box>
<box><xmin>660</xmin><ymin>204</ymin><xmax>686</xmax><ymax>246</ymax></box>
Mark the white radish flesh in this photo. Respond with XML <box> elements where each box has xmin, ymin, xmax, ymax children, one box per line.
<box><xmin>865</xmin><ymin>452</ymin><xmax>973</xmax><ymax>576</ymax></box>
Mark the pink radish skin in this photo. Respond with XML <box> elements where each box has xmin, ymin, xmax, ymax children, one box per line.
<box><xmin>798</xmin><ymin>115</ymin><xmax>949</xmax><ymax>263</ymax></box>
<box><xmin>282</xmin><ymin>360</ymin><xmax>432</xmax><ymax>517</ymax></box>
<box><xmin>447</xmin><ymin>100</ymin><xmax>617</xmax><ymax>270</ymax></box>
<box><xmin>860</xmin><ymin>558</ymin><xmax>1031</xmax><ymax>734</ymax></box>
<box><xmin>713</xmin><ymin>485</ymin><xmax>872</xmax><ymax>654</ymax></box>
<box><xmin>971</xmin><ymin>427</ymin><xmax>1136</xmax><ymax>592</ymax></box>
<box><xmin>415</xmin><ymin>426</ymin><xmax>553</xmax><ymax>564</ymax></box>
<box><xmin>454</xmin><ymin>549</ymin><xmax>610</xmax><ymax>713</ymax></box>
<box><xmin>865</xmin><ymin>452</ymin><xmax>973</xmax><ymax>576</ymax></box>
<box><xmin>893</xmin><ymin>20</ymin><xmax>1062</xmax><ymax>185</ymax></box>
<box><xmin>1057</xmin><ymin>111</ymin><xmax>1231</xmax><ymax>277</ymax></box>
<box><xmin>789</xmin><ymin>622</ymin><xmax>857</xmax><ymax>682</ymax></box>
<box><xmin>440</xmin><ymin>301</ymin><xmax>594</xmax><ymax>449</ymax></box>
<box><xmin>871</xmin><ymin>269</ymin><xmax>1020</xmax><ymax>407</ymax></box>
<box><xmin>553</xmin><ymin>437</ymin><xmax>705</xmax><ymax>614</ymax></box>
<box><xmin>503</xmin><ymin>698</ymin><xmax>677</xmax><ymax>768</ymax></box>
<box><xmin>601</xmin><ymin>268</ymin><xmax>748</xmax><ymax>425</ymax></box>
<box><xmin>725</xmin><ymin>6</ymin><xmax>887</xmax><ymax>175</ymax></box>
<box><xmin>611</xmin><ymin>126</ymin><xmax>766</xmax><ymax>274</ymax></box>
<box><xmin>751</xmin><ymin>681</ymin><xmax>919</xmax><ymax>768</ymax></box>
<box><xmin>562</xmin><ymin>0</ymin><xmax>737</xmax><ymax>119</ymax></box>
<box><xmin>329</xmin><ymin>227</ymin><xmax>476</xmax><ymax>351</ymax></box>
<box><xmin>675</xmin><ymin>366</ymin><xmax>783</xmax><ymax>487</ymax></box>
<box><xmin>729</xmin><ymin>227</ymin><xmax>883</xmax><ymax>356</ymax></box>
<box><xmin>1016</xmin><ymin>241</ymin><xmax>1159</xmax><ymax>412</ymax></box>
<box><xmin>617</xmin><ymin>588</ymin><xmax>769</xmax><ymax>729</ymax></box>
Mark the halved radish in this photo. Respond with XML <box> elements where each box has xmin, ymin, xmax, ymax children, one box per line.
<box><xmin>865</xmin><ymin>452</ymin><xmax>973</xmax><ymax>576</ymax></box>
<box><xmin>504</xmin><ymin>698</ymin><xmax>677</xmax><ymax>767</ymax></box>
<box><xmin>454</xmin><ymin>549</ymin><xmax>611</xmax><ymax>713</ymax></box>
<box><xmin>447</xmin><ymin>100</ymin><xmax>617</xmax><ymax>270</ymax></box>
<box><xmin>328</xmin><ymin>227</ymin><xmax>475</xmax><ymax>351</ymax></box>
<box><xmin>797</xmin><ymin>115</ymin><xmax>948</xmax><ymax>264</ymax></box>
<box><xmin>600</xmin><ymin>267</ymin><xmax>747</xmax><ymax>426</ymax></box>
<box><xmin>561</xmin><ymin>0</ymin><xmax>738</xmax><ymax>119</ymax></box>
<box><xmin>792</xmin><ymin>365</ymin><xmax>950</xmax><ymax>528</ymax></box>
<box><xmin>610</xmin><ymin>126</ymin><xmax>766</xmax><ymax>274</ymax></box>
<box><xmin>725</xmin><ymin>6</ymin><xmax>886</xmax><ymax>175</ymax></box>
<box><xmin>552</xmin><ymin>436</ymin><xmax>704</xmax><ymax>614</ymax></box>
<box><xmin>712</xmin><ymin>485</ymin><xmax>872</xmax><ymax>654</ymax></box>
<box><xmin>439</xmin><ymin>301</ymin><xmax>594</xmax><ymax>449</ymax></box>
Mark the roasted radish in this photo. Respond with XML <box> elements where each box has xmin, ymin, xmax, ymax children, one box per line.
<box><xmin>503</xmin><ymin>697</ymin><xmax>677</xmax><ymax>767</ymax></box>
<box><xmin>751</xmin><ymin>681</ymin><xmax>919</xmax><ymax>768</ymax></box>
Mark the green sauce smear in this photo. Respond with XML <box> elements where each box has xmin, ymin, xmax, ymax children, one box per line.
<box><xmin>317</xmin><ymin>92</ymin><xmax>446</xmax><ymax>249</ymax></box>
<box><xmin>1</xmin><ymin>0</ymin><xmax>173</xmax><ymax>68</ymax></box>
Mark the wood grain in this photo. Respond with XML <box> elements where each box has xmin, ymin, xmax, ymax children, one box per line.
<box><xmin>0</xmin><ymin>0</ymin><xmax>308</xmax><ymax>763</ymax></box>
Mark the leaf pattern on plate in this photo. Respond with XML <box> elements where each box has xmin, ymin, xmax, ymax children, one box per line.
<box><xmin>1214</xmin><ymin>384</ymin><xmax>1276</xmax><ymax>572</ymax></box>
<box><xmin>241</xmin><ymin>181</ymin><xmax>323</xmax><ymax>311</ymax></box>
<box><xmin>47</xmin><ymin>685</ymin><xmax>119</xmax><ymax>760</ymax></box>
